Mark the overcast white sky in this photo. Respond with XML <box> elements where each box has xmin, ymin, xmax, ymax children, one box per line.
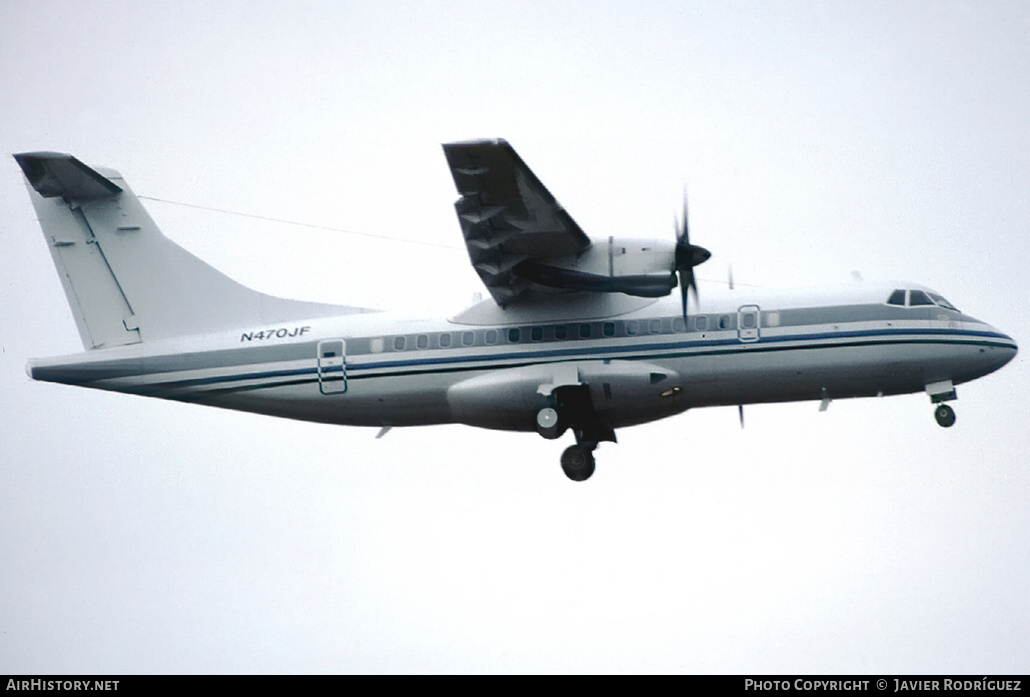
<box><xmin>2</xmin><ymin>0</ymin><xmax>1028</xmax><ymax>674</ymax></box>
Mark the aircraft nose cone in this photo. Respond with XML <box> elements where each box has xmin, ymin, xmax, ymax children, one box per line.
<box><xmin>989</xmin><ymin>328</ymin><xmax>1018</xmax><ymax>371</ymax></box>
<box><xmin>1005</xmin><ymin>334</ymin><xmax>1018</xmax><ymax>362</ymax></box>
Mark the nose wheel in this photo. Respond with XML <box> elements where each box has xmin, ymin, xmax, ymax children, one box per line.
<box><xmin>934</xmin><ymin>403</ymin><xmax>956</xmax><ymax>428</ymax></box>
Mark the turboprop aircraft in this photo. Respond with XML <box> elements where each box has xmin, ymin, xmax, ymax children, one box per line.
<box><xmin>15</xmin><ymin>140</ymin><xmax>1018</xmax><ymax>481</ymax></box>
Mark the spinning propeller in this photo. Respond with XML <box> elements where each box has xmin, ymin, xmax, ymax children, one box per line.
<box><xmin>673</xmin><ymin>193</ymin><xmax>711</xmax><ymax>319</ymax></box>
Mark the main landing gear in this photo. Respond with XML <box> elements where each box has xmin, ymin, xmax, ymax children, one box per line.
<box><xmin>535</xmin><ymin>386</ymin><xmax>615</xmax><ymax>481</ymax></box>
<box><xmin>556</xmin><ymin>426</ymin><xmax>615</xmax><ymax>482</ymax></box>
<box><xmin>561</xmin><ymin>443</ymin><xmax>596</xmax><ymax>481</ymax></box>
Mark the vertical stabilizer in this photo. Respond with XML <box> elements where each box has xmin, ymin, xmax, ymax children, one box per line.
<box><xmin>16</xmin><ymin>152</ymin><xmax>365</xmax><ymax>349</ymax></box>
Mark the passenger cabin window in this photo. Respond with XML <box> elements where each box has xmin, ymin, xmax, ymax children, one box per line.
<box><xmin>555</xmin><ymin>325</ymin><xmax>567</xmax><ymax>340</ymax></box>
<box><xmin>672</xmin><ymin>317</ymin><xmax>685</xmax><ymax>333</ymax></box>
<box><xmin>370</xmin><ymin>338</ymin><xmax>384</xmax><ymax>353</ymax></box>
<box><xmin>603</xmin><ymin>322</ymin><xmax>615</xmax><ymax>337</ymax></box>
<box><xmin>508</xmin><ymin>328</ymin><xmax>520</xmax><ymax>343</ymax></box>
<box><xmin>718</xmin><ymin>315</ymin><xmax>731</xmax><ymax>330</ymax></box>
<box><xmin>393</xmin><ymin>336</ymin><xmax>406</xmax><ymax>351</ymax></box>
<box><xmin>439</xmin><ymin>333</ymin><xmax>451</xmax><ymax>348</ymax></box>
<box><xmin>531</xmin><ymin>326</ymin><xmax>543</xmax><ymax>341</ymax></box>
<box><xmin>579</xmin><ymin>324</ymin><xmax>591</xmax><ymax>339</ymax></box>
<box><xmin>485</xmin><ymin>330</ymin><xmax>497</xmax><ymax>344</ymax></box>
<box><xmin>417</xmin><ymin>334</ymin><xmax>429</xmax><ymax>349</ymax></box>
<box><xmin>649</xmin><ymin>319</ymin><xmax>662</xmax><ymax>334</ymax></box>
<box><xmin>462</xmin><ymin>331</ymin><xmax>474</xmax><ymax>346</ymax></box>
<box><xmin>694</xmin><ymin>316</ymin><xmax>708</xmax><ymax>331</ymax></box>
<box><xmin>625</xmin><ymin>320</ymin><xmax>639</xmax><ymax>336</ymax></box>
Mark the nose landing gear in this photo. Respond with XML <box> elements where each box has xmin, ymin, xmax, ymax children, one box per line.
<box><xmin>926</xmin><ymin>380</ymin><xmax>957</xmax><ymax>429</ymax></box>
<box><xmin>934</xmin><ymin>403</ymin><xmax>956</xmax><ymax>428</ymax></box>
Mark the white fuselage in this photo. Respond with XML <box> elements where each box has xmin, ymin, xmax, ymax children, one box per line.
<box><xmin>28</xmin><ymin>282</ymin><xmax>1018</xmax><ymax>434</ymax></box>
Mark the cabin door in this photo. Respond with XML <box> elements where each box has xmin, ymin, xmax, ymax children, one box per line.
<box><xmin>737</xmin><ymin>305</ymin><xmax>760</xmax><ymax>343</ymax></box>
<box><xmin>317</xmin><ymin>339</ymin><xmax>347</xmax><ymax>394</ymax></box>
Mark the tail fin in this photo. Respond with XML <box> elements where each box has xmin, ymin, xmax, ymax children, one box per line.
<box><xmin>16</xmin><ymin>152</ymin><xmax>367</xmax><ymax>349</ymax></box>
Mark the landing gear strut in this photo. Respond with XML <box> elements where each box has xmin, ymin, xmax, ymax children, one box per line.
<box><xmin>934</xmin><ymin>403</ymin><xmax>956</xmax><ymax>428</ymax></box>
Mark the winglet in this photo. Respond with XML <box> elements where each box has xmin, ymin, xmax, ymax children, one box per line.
<box><xmin>14</xmin><ymin>152</ymin><xmax>122</xmax><ymax>201</ymax></box>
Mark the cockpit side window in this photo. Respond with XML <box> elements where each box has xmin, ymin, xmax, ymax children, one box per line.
<box><xmin>928</xmin><ymin>293</ymin><xmax>959</xmax><ymax>311</ymax></box>
<box><xmin>909</xmin><ymin>290</ymin><xmax>934</xmax><ymax>306</ymax></box>
<box><xmin>887</xmin><ymin>289</ymin><xmax>906</xmax><ymax>306</ymax></box>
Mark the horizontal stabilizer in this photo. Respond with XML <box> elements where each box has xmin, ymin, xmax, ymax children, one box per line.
<box><xmin>14</xmin><ymin>152</ymin><xmax>122</xmax><ymax>201</ymax></box>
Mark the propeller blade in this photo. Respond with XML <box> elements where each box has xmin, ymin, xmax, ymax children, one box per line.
<box><xmin>671</xmin><ymin>188</ymin><xmax>710</xmax><ymax>319</ymax></box>
<box><xmin>738</xmin><ymin>404</ymin><xmax>745</xmax><ymax>429</ymax></box>
<box><xmin>680</xmin><ymin>193</ymin><xmax>690</xmax><ymax>246</ymax></box>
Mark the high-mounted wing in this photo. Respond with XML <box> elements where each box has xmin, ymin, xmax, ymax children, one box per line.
<box><xmin>443</xmin><ymin>139</ymin><xmax>591</xmax><ymax>306</ymax></box>
<box><xmin>443</xmin><ymin>139</ymin><xmax>710</xmax><ymax>311</ymax></box>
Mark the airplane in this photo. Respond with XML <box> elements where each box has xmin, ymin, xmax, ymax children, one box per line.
<box><xmin>15</xmin><ymin>140</ymin><xmax>1018</xmax><ymax>481</ymax></box>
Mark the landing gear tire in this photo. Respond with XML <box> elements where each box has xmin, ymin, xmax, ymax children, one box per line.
<box><xmin>561</xmin><ymin>444</ymin><xmax>596</xmax><ymax>482</ymax></box>
<box><xmin>934</xmin><ymin>403</ymin><xmax>956</xmax><ymax>428</ymax></box>
<box><xmin>536</xmin><ymin>407</ymin><xmax>561</xmax><ymax>440</ymax></box>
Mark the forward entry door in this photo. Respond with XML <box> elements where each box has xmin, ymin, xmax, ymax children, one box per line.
<box><xmin>317</xmin><ymin>339</ymin><xmax>347</xmax><ymax>394</ymax></box>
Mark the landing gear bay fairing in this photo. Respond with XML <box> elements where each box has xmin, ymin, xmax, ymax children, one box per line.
<box><xmin>16</xmin><ymin>141</ymin><xmax>1017</xmax><ymax>481</ymax></box>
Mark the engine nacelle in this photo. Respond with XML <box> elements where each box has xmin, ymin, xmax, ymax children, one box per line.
<box><xmin>446</xmin><ymin>360</ymin><xmax>688</xmax><ymax>432</ymax></box>
<box><xmin>514</xmin><ymin>237</ymin><xmax>678</xmax><ymax>298</ymax></box>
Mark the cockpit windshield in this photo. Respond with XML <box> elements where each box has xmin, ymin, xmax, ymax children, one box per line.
<box><xmin>886</xmin><ymin>289</ymin><xmax>959</xmax><ymax>311</ymax></box>
<box><xmin>909</xmin><ymin>290</ymin><xmax>934</xmax><ymax>306</ymax></box>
